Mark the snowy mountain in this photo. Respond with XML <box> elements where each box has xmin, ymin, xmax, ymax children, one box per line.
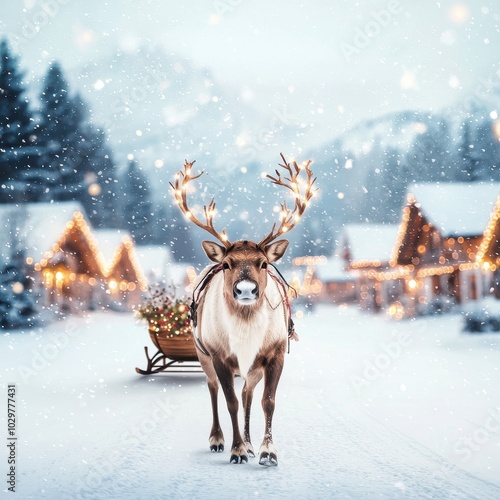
<box><xmin>59</xmin><ymin>46</ymin><xmax>500</xmax><ymax>256</ymax></box>
<box><xmin>71</xmin><ymin>46</ymin><xmax>303</xmax><ymax>193</ymax></box>
<box><xmin>309</xmin><ymin>88</ymin><xmax>500</xmax><ymax>251</ymax></box>
<box><xmin>74</xmin><ymin>46</ymin><xmax>243</xmax><ymax>167</ymax></box>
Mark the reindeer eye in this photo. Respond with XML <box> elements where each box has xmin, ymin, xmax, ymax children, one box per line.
<box><xmin>222</xmin><ymin>262</ymin><xmax>230</xmax><ymax>270</ymax></box>
<box><xmin>261</xmin><ymin>262</ymin><xmax>268</xmax><ymax>270</ymax></box>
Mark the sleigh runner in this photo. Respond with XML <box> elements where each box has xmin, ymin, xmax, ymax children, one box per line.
<box><xmin>135</xmin><ymin>287</ymin><xmax>202</xmax><ymax>374</ymax></box>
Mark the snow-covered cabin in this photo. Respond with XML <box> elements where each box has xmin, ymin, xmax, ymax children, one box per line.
<box><xmin>475</xmin><ymin>195</ymin><xmax>500</xmax><ymax>298</ymax></box>
<box><xmin>314</xmin><ymin>256</ymin><xmax>356</xmax><ymax>303</ymax></box>
<box><xmin>94</xmin><ymin>230</ymin><xmax>148</xmax><ymax>310</ymax></box>
<box><xmin>0</xmin><ymin>202</ymin><xmax>107</xmax><ymax>313</ymax></box>
<box><xmin>334</xmin><ymin>223</ymin><xmax>400</xmax><ymax>310</ymax></box>
<box><xmin>134</xmin><ymin>245</ymin><xmax>173</xmax><ymax>284</ymax></box>
<box><xmin>134</xmin><ymin>245</ymin><xmax>195</xmax><ymax>294</ymax></box>
<box><xmin>390</xmin><ymin>183</ymin><xmax>500</xmax><ymax>313</ymax></box>
<box><xmin>287</xmin><ymin>256</ymin><xmax>325</xmax><ymax>305</ymax></box>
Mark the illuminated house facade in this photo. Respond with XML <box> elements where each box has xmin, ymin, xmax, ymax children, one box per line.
<box><xmin>0</xmin><ymin>203</ymin><xmax>149</xmax><ymax>314</ymax></box>
<box><xmin>357</xmin><ymin>183</ymin><xmax>500</xmax><ymax>317</ymax></box>
<box><xmin>314</xmin><ymin>256</ymin><xmax>356</xmax><ymax>304</ymax></box>
<box><xmin>324</xmin><ymin>184</ymin><xmax>500</xmax><ymax>316</ymax></box>
<box><xmin>335</xmin><ymin>223</ymin><xmax>400</xmax><ymax>310</ymax></box>
<box><xmin>94</xmin><ymin>230</ymin><xmax>148</xmax><ymax>310</ymax></box>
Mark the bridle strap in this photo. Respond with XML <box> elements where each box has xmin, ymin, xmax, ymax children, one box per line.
<box><xmin>267</xmin><ymin>266</ymin><xmax>296</xmax><ymax>342</ymax></box>
<box><xmin>190</xmin><ymin>262</ymin><xmax>296</xmax><ymax>357</ymax></box>
<box><xmin>190</xmin><ymin>263</ymin><xmax>223</xmax><ymax>357</ymax></box>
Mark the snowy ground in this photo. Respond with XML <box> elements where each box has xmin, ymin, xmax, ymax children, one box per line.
<box><xmin>1</xmin><ymin>304</ymin><xmax>500</xmax><ymax>499</ymax></box>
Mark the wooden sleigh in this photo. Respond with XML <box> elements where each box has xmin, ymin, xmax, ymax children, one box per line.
<box><xmin>135</xmin><ymin>326</ymin><xmax>202</xmax><ymax>374</ymax></box>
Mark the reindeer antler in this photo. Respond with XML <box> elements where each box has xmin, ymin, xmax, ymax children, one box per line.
<box><xmin>170</xmin><ymin>160</ymin><xmax>232</xmax><ymax>248</ymax></box>
<box><xmin>258</xmin><ymin>153</ymin><xmax>317</xmax><ymax>247</ymax></box>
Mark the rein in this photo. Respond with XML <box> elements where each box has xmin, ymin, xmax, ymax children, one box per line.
<box><xmin>189</xmin><ymin>262</ymin><xmax>297</xmax><ymax>358</ymax></box>
<box><xmin>190</xmin><ymin>263</ymin><xmax>223</xmax><ymax>357</ymax></box>
<box><xmin>267</xmin><ymin>265</ymin><xmax>297</xmax><ymax>353</ymax></box>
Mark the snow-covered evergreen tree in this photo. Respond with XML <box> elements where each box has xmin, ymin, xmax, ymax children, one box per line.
<box><xmin>471</xmin><ymin>118</ymin><xmax>500</xmax><ymax>182</ymax></box>
<box><xmin>119</xmin><ymin>159</ymin><xmax>154</xmax><ymax>243</ymax></box>
<box><xmin>0</xmin><ymin>256</ymin><xmax>37</xmax><ymax>330</ymax></box>
<box><xmin>0</xmin><ymin>38</ymin><xmax>41</xmax><ymax>203</ymax></box>
<box><xmin>79</xmin><ymin>124</ymin><xmax>119</xmax><ymax>228</ymax></box>
<box><xmin>38</xmin><ymin>63</ymin><xmax>90</xmax><ymax>200</ymax></box>
<box><xmin>37</xmin><ymin>62</ymin><xmax>119</xmax><ymax>225</ymax></box>
<box><xmin>406</xmin><ymin>120</ymin><xmax>451</xmax><ymax>182</ymax></box>
<box><xmin>0</xmin><ymin>209</ymin><xmax>37</xmax><ymax>329</ymax></box>
<box><xmin>150</xmin><ymin>203</ymin><xmax>175</xmax><ymax>246</ymax></box>
<box><xmin>456</xmin><ymin>121</ymin><xmax>482</xmax><ymax>182</ymax></box>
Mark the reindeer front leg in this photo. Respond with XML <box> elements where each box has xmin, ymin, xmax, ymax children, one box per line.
<box><xmin>213</xmin><ymin>358</ymin><xmax>248</xmax><ymax>464</ymax></box>
<box><xmin>207</xmin><ymin>377</ymin><xmax>224</xmax><ymax>452</ymax></box>
<box><xmin>198</xmin><ymin>351</ymin><xmax>225</xmax><ymax>452</ymax></box>
<box><xmin>242</xmin><ymin>369</ymin><xmax>263</xmax><ymax>458</ymax></box>
<box><xmin>259</xmin><ymin>347</ymin><xmax>285</xmax><ymax>466</ymax></box>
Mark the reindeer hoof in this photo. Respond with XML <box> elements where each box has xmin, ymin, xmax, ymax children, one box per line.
<box><xmin>209</xmin><ymin>435</ymin><xmax>224</xmax><ymax>453</ymax></box>
<box><xmin>259</xmin><ymin>452</ymin><xmax>278</xmax><ymax>467</ymax></box>
<box><xmin>245</xmin><ymin>442</ymin><xmax>255</xmax><ymax>457</ymax></box>
<box><xmin>230</xmin><ymin>453</ymin><xmax>248</xmax><ymax>464</ymax></box>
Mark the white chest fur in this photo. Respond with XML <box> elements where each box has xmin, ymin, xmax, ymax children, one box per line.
<box><xmin>196</xmin><ymin>268</ymin><xmax>287</xmax><ymax>378</ymax></box>
<box><xmin>224</xmin><ymin>305</ymin><xmax>270</xmax><ymax>377</ymax></box>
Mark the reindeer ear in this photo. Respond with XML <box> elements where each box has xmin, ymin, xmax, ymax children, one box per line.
<box><xmin>265</xmin><ymin>239</ymin><xmax>289</xmax><ymax>263</ymax></box>
<box><xmin>202</xmin><ymin>241</ymin><xmax>226</xmax><ymax>263</ymax></box>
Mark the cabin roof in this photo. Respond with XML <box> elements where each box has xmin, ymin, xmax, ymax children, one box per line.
<box><xmin>93</xmin><ymin>229</ymin><xmax>132</xmax><ymax>266</ymax></box>
<box><xmin>407</xmin><ymin>183</ymin><xmax>500</xmax><ymax>237</ymax></box>
<box><xmin>134</xmin><ymin>245</ymin><xmax>174</xmax><ymax>283</ymax></box>
<box><xmin>0</xmin><ymin>202</ymin><xmax>90</xmax><ymax>265</ymax></box>
<box><xmin>336</xmin><ymin>223</ymin><xmax>400</xmax><ymax>265</ymax></box>
<box><xmin>315</xmin><ymin>257</ymin><xmax>354</xmax><ymax>282</ymax></box>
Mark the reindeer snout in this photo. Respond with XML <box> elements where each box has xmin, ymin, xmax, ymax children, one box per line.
<box><xmin>233</xmin><ymin>280</ymin><xmax>259</xmax><ymax>304</ymax></box>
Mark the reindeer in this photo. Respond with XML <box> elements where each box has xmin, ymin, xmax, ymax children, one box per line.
<box><xmin>170</xmin><ymin>154</ymin><xmax>316</xmax><ymax>466</ymax></box>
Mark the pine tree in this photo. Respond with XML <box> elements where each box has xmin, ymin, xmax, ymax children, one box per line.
<box><xmin>38</xmin><ymin>63</ymin><xmax>119</xmax><ymax>222</ymax></box>
<box><xmin>38</xmin><ymin>63</ymin><xmax>87</xmax><ymax>200</ymax></box>
<box><xmin>79</xmin><ymin>123</ymin><xmax>119</xmax><ymax>228</ymax></box>
<box><xmin>150</xmin><ymin>203</ymin><xmax>175</xmax><ymax>246</ymax></box>
<box><xmin>119</xmin><ymin>159</ymin><xmax>154</xmax><ymax>243</ymax></box>
<box><xmin>0</xmin><ymin>38</ymin><xmax>40</xmax><ymax>202</ymax></box>
<box><xmin>406</xmin><ymin>121</ymin><xmax>451</xmax><ymax>182</ymax></box>
<box><xmin>0</xmin><ymin>209</ymin><xmax>37</xmax><ymax>329</ymax></box>
<box><xmin>471</xmin><ymin>119</ymin><xmax>500</xmax><ymax>182</ymax></box>
<box><xmin>0</xmin><ymin>253</ymin><xmax>37</xmax><ymax>329</ymax></box>
<box><xmin>456</xmin><ymin>121</ymin><xmax>481</xmax><ymax>182</ymax></box>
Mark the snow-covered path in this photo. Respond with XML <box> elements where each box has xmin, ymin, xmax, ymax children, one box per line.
<box><xmin>1</xmin><ymin>305</ymin><xmax>500</xmax><ymax>499</ymax></box>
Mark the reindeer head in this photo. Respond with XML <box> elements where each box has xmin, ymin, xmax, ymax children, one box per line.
<box><xmin>170</xmin><ymin>154</ymin><xmax>316</xmax><ymax>311</ymax></box>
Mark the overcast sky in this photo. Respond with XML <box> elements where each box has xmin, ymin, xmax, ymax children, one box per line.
<box><xmin>2</xmin><ymin>0</ymin><xmax>500</xmax><ymax>141</ymax></box>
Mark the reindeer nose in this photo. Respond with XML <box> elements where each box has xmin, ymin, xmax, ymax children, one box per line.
<box><xmin>233</xmin><ymin>280</ymin><xmax>259</xmax><ymax>303</ymax></box>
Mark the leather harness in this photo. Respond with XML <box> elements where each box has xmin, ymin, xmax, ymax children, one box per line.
<box><xmin>189</xmin><ymin>263</ymin><xmax>296</xmax><ymax>357</ymax></box>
